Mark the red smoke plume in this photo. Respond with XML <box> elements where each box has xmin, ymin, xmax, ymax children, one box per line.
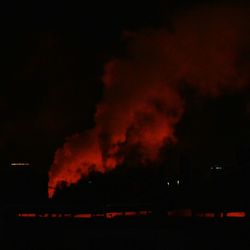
<box><xmin>49</xmin><ymin>5</ymin><xmax>250</xmax><ymax>198</ymax></box>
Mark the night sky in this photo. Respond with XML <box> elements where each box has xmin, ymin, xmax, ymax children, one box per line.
<box><xmin>0</xmin><ymin>1</ymin><xmax>170</xmax><ymax>167</ymax></box>
<box><xmin>1</xmin><ymin>0</ymin><xmax>250</xmax><ymax>189</ymax></box>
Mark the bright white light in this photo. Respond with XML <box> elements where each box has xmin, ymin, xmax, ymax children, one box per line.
<box><xmin>167</xmin><ymin>182</ymin><xmax>170</xmax><ymax>186</ymax></box>
<box><xmin>211</xmin><ymin>165</ymin><xmax>223</xmax><ymax>170</ymax></box>
<box><xmin>11</xmin><ymin>163</ymin><xmax>30</xmax><ymax>166</ymax></box>
<box><xmin>177</xmin><ymin>180</ymin><xmax>180</xmax><ymax>185</ymax></box>
<box><xmin>215</xmin><ymin>166</ymin><xmax>222</xmax><ymax>170</ymax></box>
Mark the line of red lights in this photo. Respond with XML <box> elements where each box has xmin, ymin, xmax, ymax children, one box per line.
<box><xmin>17</xmin><ymin>210</ymin><xmax>246</xmax><ymax>219</ymax></box>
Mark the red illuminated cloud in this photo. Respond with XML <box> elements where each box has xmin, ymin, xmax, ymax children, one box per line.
<box><xmin>49</xmin><ymin>5</ymin><xmax>250</xmax><ymax>198</ymax></box>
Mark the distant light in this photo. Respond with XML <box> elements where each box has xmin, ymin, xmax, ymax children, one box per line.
<box><xmin>226</xmin><ymin>211</ymin><xmax>246</xmax><ymax>218</ymax></box>
<box><xmin>167</xmin><ymin>182</ymin><xmax>170</xmax><ymax>186</ymax></box>
<box><xmin>74</xmin><ymin>214</ymin><xmax>92</xmax><ymax>218</ymax></box>
<box><xmin>211</xmin><ymin>165</ymin><xmax>223</xmax><ymax>170</ymax></box>
<box><xmin>18</xmin><ymin>213</ymin><xmax>36</xmax><ymax>218</ymax></box>
<box><xmin>216</xmin><ymin>166</ymin><xmax>222</xmax><ymax>170</ymax></box>
<box><xmin>177</xmin><ymin>180</ymin><xmax>180</xmax><ymax>185</ymax></box>
<box><xmin>11</xmin><ymin>163</ymin><xmax>30</xmax><ymax>166</ymax></box>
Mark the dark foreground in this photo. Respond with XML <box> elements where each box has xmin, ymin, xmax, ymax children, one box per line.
<box><xmin>1</xmin><ymin>216</ymin><xmax>250</xmax><ymax>250</ymax></box>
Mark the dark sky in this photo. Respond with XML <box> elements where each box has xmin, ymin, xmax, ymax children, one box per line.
<box><xmin>1</xmin><ymin>0</ymin><xmax>250</xmax><ymax>175</ymax></box>
<box><xmin>0</xmin><ymin>1</ymin><xmax>175</xmax><ymax>166</ymax></box>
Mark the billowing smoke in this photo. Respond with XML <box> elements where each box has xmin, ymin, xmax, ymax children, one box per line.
<box><xmin>49</xmin><ymin>5</ymin><xmax>250</xmax><ymax>197</ymax></box>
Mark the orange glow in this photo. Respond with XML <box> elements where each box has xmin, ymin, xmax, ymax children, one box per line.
<box><xmin>226</xmin><ymin>212</ymin><xmax>246</xmax><ymax>218</ymax></box>
<box><xmin>107</xmin><ymin>212</ymin><xmax>123</xmax><ymax>218</ymax></box>
<box><xmin>74</xmin><ymin>214</ymin><xmax>92</xmax><ymax>218</ymax></box>
<box><xmin>48</xmin><ymin>130</ymin><xmax>105</xmax><ymax>198</ymax></box>
<box><xmin>18</xmin><ymin>213</ymin><xmax>36</xmax><ymax>218</ymax></box>
<box><xmin>17</xmin><ymin>210</ymin><xmax>247</xmax><ymax>219</ymax></box>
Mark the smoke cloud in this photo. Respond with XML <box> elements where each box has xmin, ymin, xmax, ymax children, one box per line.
<box><xmin>49</xmin><ymin>5</ymin><xmax>250</xmax><ymax>197</ymax></box>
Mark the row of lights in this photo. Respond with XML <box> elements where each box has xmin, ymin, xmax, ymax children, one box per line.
<box><xmin>11</xmin><ymin>163</ymin><xmax>31</xmax><ymax>166</ymax></box>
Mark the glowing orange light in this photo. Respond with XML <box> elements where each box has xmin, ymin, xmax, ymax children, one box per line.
<box><xmin>226</xmin><ymin>212</ymin><xmax>246</xmax><ymax>218</ymax></box>
<box><xmin>74</xmin><ymin>214</ymin><xmax>92</xmax><ymax>218</ymax></box>
<box><xmin>18</xmin><ymin>213</ymin><xmax>36</xmax><ymax>218</ymax></box>
<box><xmin>107</xmin><ymin>212</ymin><xmax>123</xmax><ymax>218</ymax></box>
<box><xmin>16</xmin><ymin>210</ymin><xmax>247</xmax><ymax>219</ymax></box>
